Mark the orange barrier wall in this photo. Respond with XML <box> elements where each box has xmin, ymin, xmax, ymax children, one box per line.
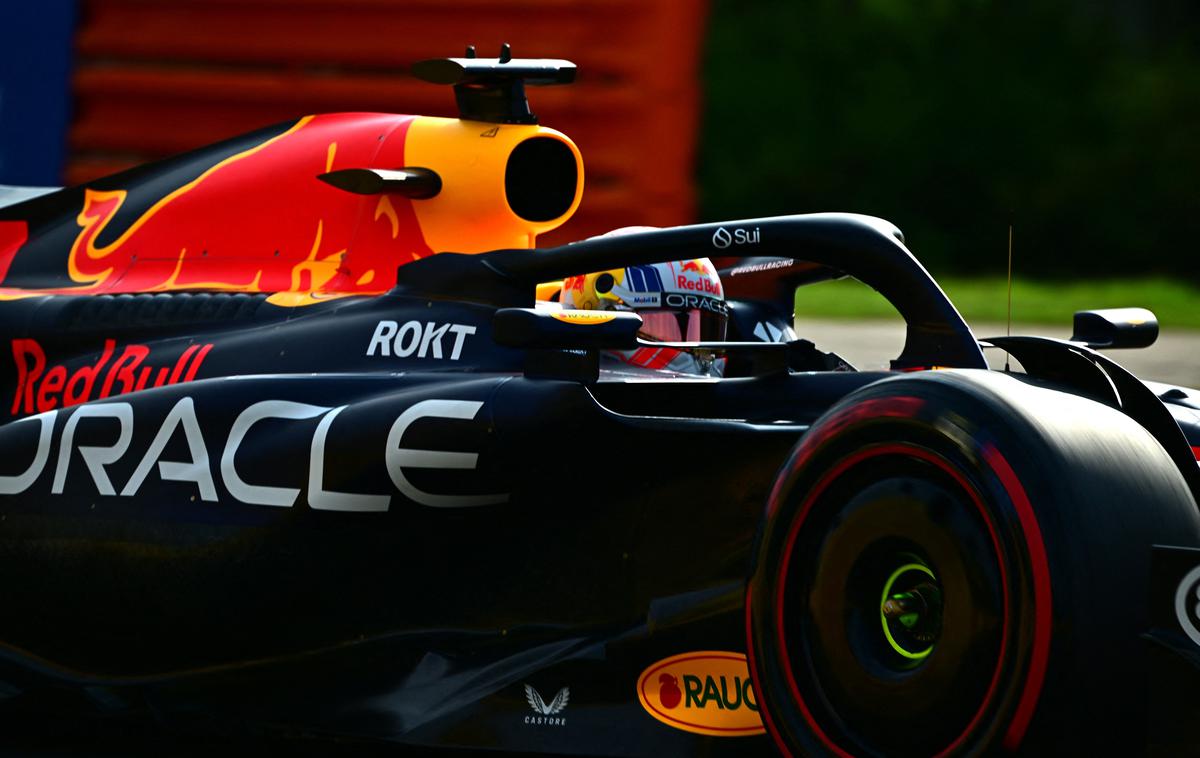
<box><xmin>69</xmin><ymin>0</ymin><xmax>707</xmax><ymax>247</ymax></box>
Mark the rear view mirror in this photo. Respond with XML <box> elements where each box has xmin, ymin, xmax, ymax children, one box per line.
<box><xmin>1069</xmin><ymin>308</ymin><xmax>1158</xmax><ymax>349</ymax></box>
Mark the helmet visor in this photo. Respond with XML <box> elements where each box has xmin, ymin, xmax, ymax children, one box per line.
<box><xmin>638</xmin><ymin>309</ymin><xmax>728</xmax><ymax>343</ymax></box>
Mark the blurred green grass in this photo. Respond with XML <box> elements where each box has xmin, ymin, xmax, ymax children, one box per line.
<box><xmin>794</xmin><ymin>277</ymin><xmax>1200</xmax><ymax>330</ymax></box>
<box><xmin>702</xmin><ymin>2</ymin><xmax>1200</xmax><ymax>284</ymax></box>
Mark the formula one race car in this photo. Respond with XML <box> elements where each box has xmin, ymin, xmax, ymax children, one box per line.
<box><xmin>1</xmin><ymin>49</ymin><xmax>1199</xmax><ymax>757</ymax></box>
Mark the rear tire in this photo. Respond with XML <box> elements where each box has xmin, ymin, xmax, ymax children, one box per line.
<box><xmin>747</xmin><ymin>370</ymin><xmax>1200</xmax><ymax>756</ymax></box>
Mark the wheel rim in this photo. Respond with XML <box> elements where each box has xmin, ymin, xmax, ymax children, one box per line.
<box><xmin>773</xmin><ymin>443</ymin><xmax>1013</xmax><ymax>757</ymax></box>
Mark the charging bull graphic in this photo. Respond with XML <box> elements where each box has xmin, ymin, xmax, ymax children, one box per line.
<box><xmin>60</xmin><ymin>114</ymin><xmax>421</xmax><ymax>294</ymax></box>
<box><xmin>0</xmin><ymin>110</ymin><xmax>582</xmax><ymax>299</ymax></box>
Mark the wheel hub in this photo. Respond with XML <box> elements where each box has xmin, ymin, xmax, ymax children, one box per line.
<box><xmin>879</xmin><ymin>563</ymin><xmax>942</xmax><ymax>660</ymax></box>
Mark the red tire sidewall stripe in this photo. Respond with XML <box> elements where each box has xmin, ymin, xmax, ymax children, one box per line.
<box><xmin>765</xmin><ymin>397</ymin><xmax>925</xmax><ymax>520</ymax></box>
<box><xmin>744</xmin><ymin>594</ymin><xmax>795</xmax><ymax>757</ymax></box>
<box><xmin>984</xmin><ymin>444</ymin><xmax>1053</xmax><ymax>750</ymax></box>
<box><xmin>770</xmin><ymin>447</ymin><xmax>865</xmax><ymax>758</ymax></box>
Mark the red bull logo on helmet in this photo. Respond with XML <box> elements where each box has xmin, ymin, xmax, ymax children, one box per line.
<box><xmin>675</xmin><ymin>274</ymin><xmax>723</xmax><ymax>296</ymax></box>
<box><xmin>673</xmin><ymin>259</ymin><xmax>722</xmax><ymax>297</ymax></box>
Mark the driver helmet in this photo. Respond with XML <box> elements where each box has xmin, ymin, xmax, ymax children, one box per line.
<box><xmin>561</xmin><ymin>257</ymin><xmax>728</xmax><ymax>375</ymax></box>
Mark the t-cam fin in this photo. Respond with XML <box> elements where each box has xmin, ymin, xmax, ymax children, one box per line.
<box><xmin>412</xmin><ymin>43</ymin><xmax>577</xmax><ymax>125</ymax></box>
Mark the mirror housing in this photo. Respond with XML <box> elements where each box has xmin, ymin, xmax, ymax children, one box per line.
<box><xmin>1069</xmin><ymin>308</ymin><xmax>1158</xmax><ymax>349</ymax></box>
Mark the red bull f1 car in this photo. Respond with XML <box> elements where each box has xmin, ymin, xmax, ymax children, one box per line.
<box><xmin>1</xmin><ymin>49</ymin><xmax>1200</xmax><ymax>756</ymax></box>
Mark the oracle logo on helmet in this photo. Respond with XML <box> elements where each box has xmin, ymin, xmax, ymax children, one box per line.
<box><xmin>665</xmin><ymin>292</ymin><xmax>728</xmax><ymax>315</ymax></box>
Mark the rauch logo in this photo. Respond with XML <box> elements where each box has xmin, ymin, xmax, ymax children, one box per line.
<box><xmin>636</xmin><ymin>651</ymin><xmax>764</xmax><ymax>737</ymax></box>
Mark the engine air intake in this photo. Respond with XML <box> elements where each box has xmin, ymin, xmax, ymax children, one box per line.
<box><xmin>505</xmin><ymin>137</ymin><xmax>579</xmax><ymax>223</ymax></box>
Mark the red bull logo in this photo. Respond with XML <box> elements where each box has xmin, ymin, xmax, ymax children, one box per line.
<box><xmin>675</xmin><ymin>275</ymin><xmax>723</xmax><ymax>296</ymax></box>
<box><xmin>675</xmin><ymin>259</ymin><xmax>722</xmax><ymax>297</ymax></box>
<box><xmin>11</xmin><ymin>338</ymin><xmax>212</xmax><ymax>416</ymax></box>
<box><xmin>636</xmin><ymin>652</ymin><xmax>764</xmax><ymax>737</ymax></box>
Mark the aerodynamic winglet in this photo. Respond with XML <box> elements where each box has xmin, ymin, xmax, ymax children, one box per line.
<box><xmin>317</xmin><ymin>168</ymin><xmax>442</xmax><ymax>199</ymax></box>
